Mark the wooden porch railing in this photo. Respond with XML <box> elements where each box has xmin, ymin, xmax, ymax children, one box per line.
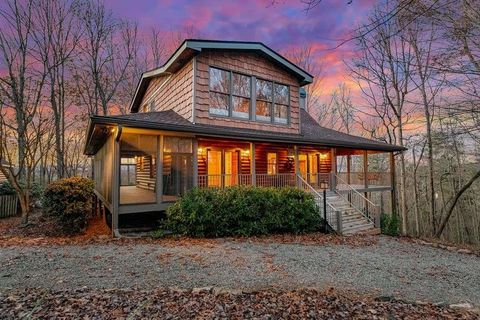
<box><xmin>336</xmin><ymin>171</ymin><xmax>391</xmax><ymax>188</ymax></box>
<box><xmin>198</xmin><ymin>173</ymin><xmax>296</xmax><ymax>189</ymax></box>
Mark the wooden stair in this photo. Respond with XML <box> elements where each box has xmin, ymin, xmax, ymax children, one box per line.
<box><xmin>324</xmin><ymin>191</ymin><xmax>378</xmax><ymax>235</ymax></box>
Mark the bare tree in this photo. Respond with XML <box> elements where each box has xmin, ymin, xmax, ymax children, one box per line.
<box><xmin>349</xmin><ymin>2</ymin><xmax>415</xmax><ymax>234</ymax></box>
<box><xmin>31</xmin><ymin>0</ymin><xmax>82</xmax><ymax>179</ymax></box>
<box><xmin>74</xmin><ymin>0</ymin><xmax>138</xmax><ymax>116</ymax></box>
<box><xmin>283</xmin><ymin>44</ymin><xmax>324</xmax><ymax>120</ymax></box>
<box><xmin>0</xmin><ymin>0</ymin><xmax>49</xmax><ymax>222</ymax></box>
<box><xmin>325</xmin><ymin>83</ymin><xmax>357</xmax><ymax>134</ymax></box>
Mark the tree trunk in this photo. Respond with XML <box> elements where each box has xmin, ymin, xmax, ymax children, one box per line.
<box><xmin>435</xmin><ymin>169</ymin><xmax>480</xmax><ymax>237</ymax></box>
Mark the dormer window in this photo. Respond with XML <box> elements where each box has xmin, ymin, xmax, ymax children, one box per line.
<box><xmin>208</xmin><ymin>66</ymin><xmax>289</xmax><ymax>124</ymax></box>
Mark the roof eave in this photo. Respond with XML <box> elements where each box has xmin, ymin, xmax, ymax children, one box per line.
<box><xmin>84</xmin><ymin>115</ymin><xmax>406</xmax><ymax>155</ymax></box>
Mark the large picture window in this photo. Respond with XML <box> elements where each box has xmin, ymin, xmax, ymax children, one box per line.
<box><xmin>208</xmin><ymin>66</ymin><xmax>289</xmax><ymax>124</ymax></box>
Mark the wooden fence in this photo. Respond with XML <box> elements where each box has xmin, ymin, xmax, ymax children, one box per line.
<box><xmin>0</xmin><ymin>194</ymin><xmax>18</xmax><ymax>218</ymax></box>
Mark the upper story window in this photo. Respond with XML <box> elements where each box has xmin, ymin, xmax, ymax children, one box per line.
<box><xmin>255</xmin><ymin>79</ymin><xmax>272</xmax><ymax>122</ymax></box>
<box><xmin>232</xmin><ymin>73</ymin><xmax>250</xmax><ymax>119</ymax></box>
<box><xmin>208</xmin><ymin>66</ymin><xmax>289</xmax><ymax>124</ymax></box>
<box><xmin>274</xmin><ymin>84</ymin><xmax>289</xmax><ymax>124</ymax></box>
<box><xmin>209</xmin><ymin>68</ymin><xmax>230</xmax><ymax>116</ymax></box>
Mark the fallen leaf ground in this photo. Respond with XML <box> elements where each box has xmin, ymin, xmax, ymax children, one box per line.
<box><xmin>1</xmin><ymin>287</ymin><xmax>477</xmax><ymax>320</ymax></box>
<box><xmin>1</xmin><ymin>213</ymin><xmax>479</xmax><ymax>319</ymax></box>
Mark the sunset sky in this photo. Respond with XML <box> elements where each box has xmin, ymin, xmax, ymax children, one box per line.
<box><xmin>105</xmin><ymin>0</ymin><xmax>376</xmax><ymax>100</ymax></box>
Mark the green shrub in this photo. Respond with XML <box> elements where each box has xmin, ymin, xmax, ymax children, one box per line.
<box><xmin>380</xmin><ymin>213</ymin><xmax>400</xmax><ymax>236</ymax></box>
<box><xmin>164</xmin><ymin>186</ymin><xmax>321</xmax><ymax>237</ymax></box>
<box><xmin>0</xmin><ymin>181</ymin><xmax>15</xmax><ymax>196</ymax></box>
<box><xmin>43</xmin><ymin>177</ymin><xmax>94</xmax><ymax>235</ymax></box>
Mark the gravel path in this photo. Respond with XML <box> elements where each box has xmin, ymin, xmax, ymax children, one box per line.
<box><xmin>1</xmin><ymin>236</ymin><xmax>479</xmax><ymax>307</ymax></box>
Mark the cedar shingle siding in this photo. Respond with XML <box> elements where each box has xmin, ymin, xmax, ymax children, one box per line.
<box><xmin>140</xmin><ymin>60</ymin><xmax>194</xmax><ymax>121</ymax></box>
<box><xmin>195</xmin><ymin>50</ymin><xmax>300</xmax><ymax>134</ymax></box>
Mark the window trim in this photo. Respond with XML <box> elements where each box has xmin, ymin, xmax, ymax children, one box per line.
<box><xmin>208</xmin><ymin>65</ymin><xmax>290</xmax><ymax>125</ymax></box>
<box><xmin>267</xmin><ymin>152</ymin><xmax>278</xmax><ymax>175</ymax></box>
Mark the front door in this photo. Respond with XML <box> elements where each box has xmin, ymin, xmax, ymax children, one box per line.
<box><xmin>207</xmin><ymin>149</ymin><xmax>240</xmax><ymax>187</ymax></box>
<box><xmin>308</xmin><ymin>154</ymin><xmax>319</xmax><ymax>185</ymax></box>
<box><xmin>224</xmin><ymin>151</ymin><xmax>239</xmax><ymax>186</ymax></box>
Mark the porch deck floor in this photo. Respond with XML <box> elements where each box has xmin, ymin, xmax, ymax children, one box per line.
<box><xmin>120</xmin><ymin>186</ymin><xmax>155</xmax><ymax>204</ymax></box>
<box><xmin>119</xmin><ymin>186</ymin><xmax>179</xmax><ymax>205</ymax></box>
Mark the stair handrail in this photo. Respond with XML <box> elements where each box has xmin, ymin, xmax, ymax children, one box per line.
<box><xmin>334</xmin><ymin>174</ymin><xmax>379</xmax><ymax>223</ymax></box>
<box><xmin>334</xmin><ymin>174</ymin><xmax>378</xmax><ymax>207</ymax></box>
<box><xmin>296</xmin><ymin>174</ymin><xmax>338</xmax><ymax>212</ymax></box>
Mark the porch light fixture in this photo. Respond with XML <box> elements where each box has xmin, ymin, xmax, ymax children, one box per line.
<box><xmin>320</xmin><ymin>153</ymin><xmax>328</xmax><ymax>160</ymax></box>
<box><xmin>287</xmin><ymin>148</ymin><xmax>295</xmax><ymax>158</ymax></box>
<box><xmin>198</xmin><ymin>148</ymin><xmax>205</xmax><ymax>155</ymax></box>
<box><xmin>242</xmin><ymin>149</ymin><xmax>250</xmax><ymax>156</ymax></box>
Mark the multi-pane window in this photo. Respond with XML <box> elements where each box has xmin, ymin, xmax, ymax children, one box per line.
<box><xmin>274</xmin><ymin>84</ymin><xmax>289</xmax><ymax>124</ymax></box>
<box><xmin>267</xmin><ymin>153</ymin><xmax>277</xmax><ymax>175</ymax></box>
<box><xmin>256</xmin><ymin>79</ymin><xmax>273</xmax><ymax>122</ymax></box>
<box><xmin>232</xmin><ymin>73</ymin><xmax>250</xmax><ymax>119</ymax></box>
<box><xmin>208</xmin><ymin>66</ymin><xmax>289</xmax><ymax>124</ymax></box>
<box><xmin>209</xmin><ymin>68</ymin><xmax>230</xmax><ymax>116</ymax></box>
<box><xmin>120</xmin><ymin>158</ymin><xmax>136</xmax><ymax>186</ymax></box>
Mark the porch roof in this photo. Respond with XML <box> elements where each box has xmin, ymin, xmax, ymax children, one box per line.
<box><xmin>84</xmin><ymin>109</ymin><xmax>406</xmax><ymax>155</ymax></box>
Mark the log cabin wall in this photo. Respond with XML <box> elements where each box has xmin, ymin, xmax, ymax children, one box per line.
<box><xmin>254</xmin><ymin>143</ymin><xmax>294</xmax><ymax>174</ymax></box>
<box><xmin>136</xmin><ymin>155</ymin><xmax>156</xmax><ymax>191</ymax></box>
<box><xmin>197</xmin><ymin>139</ymin><xmax>251</xmax><ymax>175</ymax></box>
<box><xmin>298</xmin><ymin>146</ymin><xmax>332</xmax><ymax>173</ymax></box>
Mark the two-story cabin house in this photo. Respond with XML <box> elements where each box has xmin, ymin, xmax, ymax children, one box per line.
<box><xmin>84</xmin><ymin>39</ymin><xmax>405</xmax><ymax>236</ymax></box>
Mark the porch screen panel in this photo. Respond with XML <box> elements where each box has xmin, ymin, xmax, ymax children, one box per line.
<box><xmin>162</xmin><ymin>137</ymin><xmax>193</xmax><ymax>200</ymax></box>
<box><xmin>367</xmin><ymin>151</ymin><xmax>391</xmax><ymax>187</ymax></box>
<box><xmin>93</xmin><ymin>134</ymin><xmax>113</xmax><ymax>206</ymax></box>
<box><xmin>119</xmin><ymin>133</ymin><xmax>157</xmax><ymax>205</ymax></box>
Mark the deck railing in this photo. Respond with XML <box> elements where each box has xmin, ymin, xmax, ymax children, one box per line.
<box><xmin>297</xmin><ymin>174</ymin><xmax>340</xmax><ymax>232</ymax></box>
<box><xmin>198</xmin><ymin>173</ymin><xmax>297</xmax><ymax>189</ymax></box>
<box><xmin>336</xmin><ymin>171</ymin><xmax>391</xmax><ymax>189</ymax></box>
<box><xmin>334</xmin><ymin>174</ymin><xmax>379</xmax><ymax>224</ymax></box>
<box><xmin>302</xmin><ymin>173</ymin><xmax>332</xmax><ymax>189</ymax></box>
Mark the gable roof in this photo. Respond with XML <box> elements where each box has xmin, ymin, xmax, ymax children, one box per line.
<box><xmin>129</xmin><ymin>39</ymin><xmax>314</xmax><ymax>113</ymax></box>
<box><xmin>84</xmin><ymin>109</ymin><xmax>405</xmax><ymax>155</ymax></box>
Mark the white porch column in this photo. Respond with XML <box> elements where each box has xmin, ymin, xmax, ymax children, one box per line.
<box><xmin>390</xmin><ymin>152</ymin><xmax>397</xmax><ymax>216</ymax></box>
<box><xmin>294</xmin><ymin>145</ymin><xmax>300</xmax><ymax>187</ymax></box>
<box><xmin>192</xmin><ymin>138</ymin><xmax>198</xmax><ymax>187</ymax></box>
<box><xmin>330</xmin><ymin>148</ymin><xmax>337</xmax><ymax>191</ymax></box>
<box><xmin>250</xmin><ymin>142</ymin><xmax>256</xmax><ymax>186</ymax></box>
<box><xmin>112</xmin><ymin>127</ymin><xmax>120</xmax><ymax>237</ymax></box>
<box><xmin>157</xmin><ymin>135</ymin><xmax>163</xmax><ymax>203</ymax></box>
<box><xmin>347</xmin><ymin>154</ymin><xmax>351</xmax><ymax>185</ymax></box>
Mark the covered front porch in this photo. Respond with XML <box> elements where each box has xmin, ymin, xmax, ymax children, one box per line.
<box><xmin>91</xmin><ymin>126</ymin><xmax>396</xmax><ymax>235</ymax></box>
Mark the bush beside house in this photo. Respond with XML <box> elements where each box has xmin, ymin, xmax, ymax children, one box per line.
<box><xmin>380</xmin><ymin>213</ymin><xmax>400</xmax><ymax>236</ymax></box>
<box><xmin>0</xmin><ymin>181</ymin><xmax>15</xmax><ymax>196</ymax></box>
<box><xmin>164</xmin><ymin>186</ymin><xmax>321</xmax><ymax>237</ymax></box>
<box><xmin>43</xmin><ymin>177</ymin><xmax>94</xmax><ymax>235</ymax></box>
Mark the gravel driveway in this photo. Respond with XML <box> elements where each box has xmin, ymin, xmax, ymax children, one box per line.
<box><xmin>1</xmin><ymin>236</ymin><xmax>479</xmax><ymax>307</ymax></box>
